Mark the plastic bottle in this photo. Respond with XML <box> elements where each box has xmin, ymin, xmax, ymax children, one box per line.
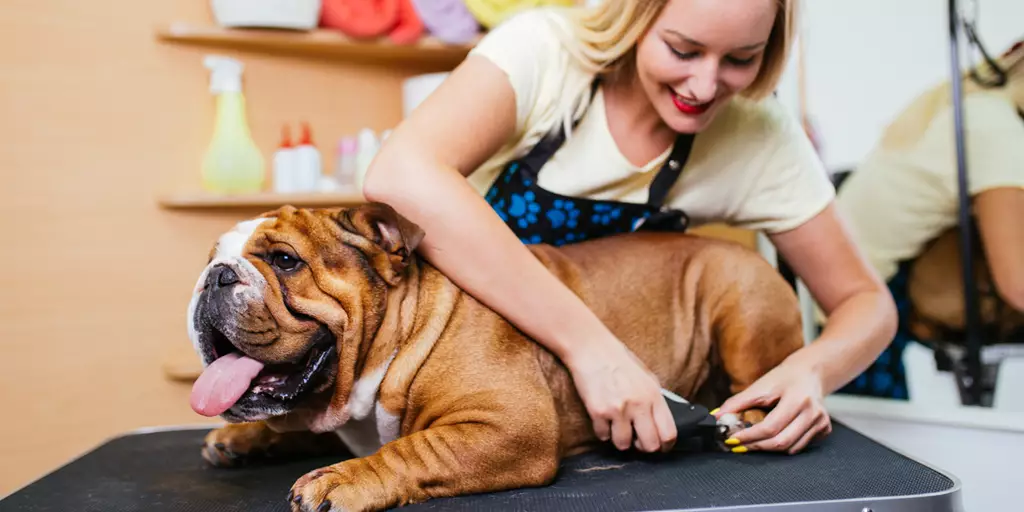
<box><xmin>334</xmin><ymin>136</ymin><xmax>358</xmax><ymax>192</ymax></box>
<box><xmin>294</xmin><ymin>121</ymin><xmax>322</xmax><ymax>192</ymax></box>
<box><xmin>354</xmin><ymin>128</ymin><xmax>380</xmax><ymax>193</ymax></box>
<box><xmin>272</xmin><ymin>124</ymin><xmax>297</xmax><ymax>194</ymax></box>
<box><xmin>200</xmin><ymin>55</ymin><xmax>265</xmax><ymax>194</ymax></box>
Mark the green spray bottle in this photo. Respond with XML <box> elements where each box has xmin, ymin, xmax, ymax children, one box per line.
<box><xmin>201</xmin><ymin>55</ymin><xmax>265</xmax><ymax>194</ymax></box>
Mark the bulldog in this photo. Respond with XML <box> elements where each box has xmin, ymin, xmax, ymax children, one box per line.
<box><xmin>186</xmin><ymin>203</ymin><xmax>805</xmax><ymax>512</ymax></box>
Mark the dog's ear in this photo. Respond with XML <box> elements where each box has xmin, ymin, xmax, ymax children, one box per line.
<box><xmin>336</xmin><ymin>202</ymin><xmax>425</xmax><ymax>282</ymax></box>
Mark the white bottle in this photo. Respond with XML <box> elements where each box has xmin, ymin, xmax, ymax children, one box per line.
<box><xmin>272</xmin><ymin>124</ymin><xmax>296</xmax><ymax>193</ymax></box>
<box><xmin>334</xmin><ymin>136</ymin><xmax>359</xmax><ymax>192</ymax></box>
<box><xmin>294</xmin><ymin>121</ymin><xmax>322</xmax><ymax>192</ymax></box>
<box><xmin>354</xmin><ymin>128</ymin><xmax>379</xmax><ymax>193</ymax></box>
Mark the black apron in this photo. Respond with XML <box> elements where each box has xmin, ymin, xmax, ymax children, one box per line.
<box><xmin>484</xmin><ymin>81</ymin><xmax>696</xmax><ymax>246</ymax></box>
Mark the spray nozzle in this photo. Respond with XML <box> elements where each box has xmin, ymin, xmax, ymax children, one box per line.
<box><xmin>204</xmin><ymin>55</ymin><xmax>244</xmax><ymax>94</ymax></box>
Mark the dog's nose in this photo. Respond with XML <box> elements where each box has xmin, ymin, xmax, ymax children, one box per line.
<box><xmin>213</xmin><ymin>265</ymin><xmax>239</xmax><ymax>288</ymax></box>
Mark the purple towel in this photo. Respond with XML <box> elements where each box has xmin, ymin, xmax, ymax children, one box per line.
<box><xmin>410</xmin><ymin>0</ymin><xmax>481</xmax><ymax>44</ymax></box>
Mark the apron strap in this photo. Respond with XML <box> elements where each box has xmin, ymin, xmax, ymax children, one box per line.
<box><xmin>646</xmin><ymin>133</ymin><xmax>696</xmax><ymax>208</ymax></box>
<box><xmin>518</xmin><ymin>79</ymin><xmax>603</xmax><ymax>173</ymax></box>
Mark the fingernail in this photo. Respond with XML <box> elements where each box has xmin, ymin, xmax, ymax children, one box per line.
<box><xmin>731</xmin><ymin>446</ymin><xmax>748</xmax><ymax>454</ymax></box>
<box><xmin>724</xmin><ymin>438</ymin><xmax>740</xmax><ymax>446</ymax></box>
<box><xmin>710</xmin><ymin>408</ymin><xmax>720</xmax><ymax>415</ymax></box>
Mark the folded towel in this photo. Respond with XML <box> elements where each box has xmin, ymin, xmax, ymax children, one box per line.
<box><xmin>321</xmin><ymin>0</ymin><xmax>401</xmax><ymax>39</ymax></box>
<box><xmin>389</xmin><ymin>0</ymin><xmax>425</xmax><ymax>45</ymax></box>
<box><xmin>411</xmin><ymin>0</ymin><xmax>481</xmax><ymax>44</ymax></box>
<box><xmin>463</xmin><ymin>0</ymin><xmax>574</xmax><ymax>29</ymax></box>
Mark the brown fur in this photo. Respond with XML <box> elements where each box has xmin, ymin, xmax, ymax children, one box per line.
<box><xmin>908</xmin><ymin>226</ymin><xmax>1024</xmax><ymax>344</ymax></box>
<box><xmin>196</xmin><ymin>204</ymin><xmax>805</xmax><ymax>512</ymax></box>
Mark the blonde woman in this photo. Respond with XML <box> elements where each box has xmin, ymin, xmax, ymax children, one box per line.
<box><xmin>364</xmin><ymin>0</ymin><xmax>896</xmax><ymax>455</ymax></box>
<box><xmin>835</xmin><ymin>38</ymin><xmax>1024</xmax><ymax>400</ymax></box>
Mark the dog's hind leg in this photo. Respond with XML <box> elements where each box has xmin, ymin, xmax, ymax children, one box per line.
<box><xmin>202</xmin><ymin>421</ymin><xmax>350</xmax><ymax>468</ymax></box>
<box><xmin>707</xmin><ymin>249</ymin><xmax>807</xmax><ymax>440</ymax></box>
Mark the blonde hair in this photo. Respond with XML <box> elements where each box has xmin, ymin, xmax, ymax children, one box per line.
<box><xmin>551</xmin><ymin>0</ymin><xmax>797</xmax><ymax>132</ymax></box>
<box><xmin>473</xmin><ymin>0</ymin><xmax>798</xmax><ymax>186</ymax></box>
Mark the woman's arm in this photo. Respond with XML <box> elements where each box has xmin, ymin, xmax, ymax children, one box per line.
<box><xmin>362</xmin><ymin>55</ymin><xmax>678</xmax><ymax>453</ymax></box>
<box><xmin>974</xmin><ymin>186</ymin><xmax>1024</xmax><ymax>312</ymax></box>
<box><xmin>717</xmin><ymin>202</ymin><xmax>897</xmax><ymax>453</ymax></box>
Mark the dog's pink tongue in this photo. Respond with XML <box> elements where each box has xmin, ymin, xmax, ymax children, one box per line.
<box><xmin>190</xmin><ymin>352</ymin><xmax>264</xmax><ymax>417</ymax></box>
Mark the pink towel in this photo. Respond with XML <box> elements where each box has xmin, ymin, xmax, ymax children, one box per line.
<box><xmin>320</xmin><ymin>0</ymin><xmax>401</xmax><ymax>39</ymax></box>
<box><xmin>389</xmin><ymin>0</ymin><xmax>425</xmax><ymax>45</ymax></box>
<box><xmin>411</xmin><ymin>0</ymin><xmax>481</xmax><ymax>44</ymax></box>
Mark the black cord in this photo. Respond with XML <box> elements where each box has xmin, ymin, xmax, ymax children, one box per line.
<box><xmin>963</xmin><ymin>20</ymin><xmax>1009</xmax><ymax>87</ymax></box>
<box><xmin>947</xmin><ymin>0</ymin><xmax>985</xmax><ymax>406</ymax></box>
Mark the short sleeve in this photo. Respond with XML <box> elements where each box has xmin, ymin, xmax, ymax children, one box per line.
<box><xmin>468</xmin><ymin>9</ymin><xmax>568</xmax><ymax>133</ymax></box>
<box><xmin>732</xmin><ymin>107</ymin><xmax>836</xmax><ymax>233</ymax></box>
<box><xmin>919</xmin><ymin>93</ymin><xmax>1024</xmax><ymax>195</ymax></box>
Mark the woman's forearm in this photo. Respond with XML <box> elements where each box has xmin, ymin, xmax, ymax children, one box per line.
<box><xmin>789</xmin><ymin>289</ymin><xmax>897</xmax><ymax>394</ymax></box>
<box><xmin>364</xmin><ymin>158</ymin><xmax>618</xmax><ymax>365</ymax></box>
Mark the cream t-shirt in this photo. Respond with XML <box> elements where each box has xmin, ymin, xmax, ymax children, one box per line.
<box><xmin>464</xmin><ymin>8</ymin><xmax>835</xmax><ymax>234</ymax></box>
<box><xmin>837</xmin><ymin>85</ymin><xmax>1024</xmax><ymax>283</ymax></box>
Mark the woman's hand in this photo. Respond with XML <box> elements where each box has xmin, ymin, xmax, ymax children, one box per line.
<box><xmin>565</xmin><ymin>337</ymin><xmax>678</xmax><ymax>454</ymax></box>
<box><xmin>715</xmin><ymin>358</ymin><xmax>832</xmax><ymax>455</ymax></box>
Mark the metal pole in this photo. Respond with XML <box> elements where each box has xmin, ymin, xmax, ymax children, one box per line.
<box><xmin>947</xmin><ymin>0</ymin><xmax>983</xmax><ymax>405</ymax></box>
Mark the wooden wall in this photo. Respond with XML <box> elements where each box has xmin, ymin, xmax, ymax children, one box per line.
<box><xmin>0</xmin><ymin>0</ymin><xmax>424</xmax><ymax>495</ymax></box>
<box><xmin>0</xmin><ymin>0</ymin><xmax>755</xmax><ymax>496</ymax></box>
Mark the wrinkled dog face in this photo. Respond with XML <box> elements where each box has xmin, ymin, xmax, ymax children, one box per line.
<box><xmin>186</xmin><ymin>203</ymin><xmax>424</xmax><ymax>424</ymax></box>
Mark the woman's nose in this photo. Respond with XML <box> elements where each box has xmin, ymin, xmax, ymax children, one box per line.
<box><xmin>688</xmin><ymin>61</ymin><xmax>719</xmax><ymax>102</ymax></box>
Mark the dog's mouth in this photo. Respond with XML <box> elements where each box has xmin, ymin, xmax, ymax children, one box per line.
<box><xmin>190</xmin><ymin>326</ymin><xmax>337</xmax><ymax>418</ymax></box>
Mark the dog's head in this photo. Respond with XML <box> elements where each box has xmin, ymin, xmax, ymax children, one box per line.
<box><xmin>186</xmin><ymin>203</ymin><xmax>424</xmax><ymax>425</ymax></box>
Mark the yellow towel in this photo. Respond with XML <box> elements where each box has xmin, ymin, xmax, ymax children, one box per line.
<box><xmin>464</xmin><ymin>0</ymin><xmax>575</xmax><ymax>29</ymax></box>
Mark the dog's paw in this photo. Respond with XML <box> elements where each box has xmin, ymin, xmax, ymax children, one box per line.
<box><xmin>289</xmin><ymin>462</ymin><xmax>384</xmax><ymax>512</ymax></box>
<box><xmin>202</xmin><ymin>422</ymin><xmax>282</xmax><ymax>468</ymax></box>
<box><xmin>713</xmin><ymin>410</ymin><xmax>765</xmax><ymax>453</ymax></box>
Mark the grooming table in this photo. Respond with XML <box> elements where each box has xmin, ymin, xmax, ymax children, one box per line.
<box><xmin>0</xmin><ymin>421</ymin><xmax>961</xmax><ymax>512</ymax></box>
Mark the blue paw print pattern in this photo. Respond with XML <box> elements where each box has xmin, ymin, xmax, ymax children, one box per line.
<box><xmin>508</xmin><ymin>191</ymin><xmax>541</xmax><ymax>229</ymax></box>
<box><xmin>546</xmin><ymin>199</ymin><xmax>580</xmax><ymax>229</ymax></box>
<box><xmin>590</xmin><ymin>203</ymin><xmax>623</xmax><ymax>226</ymax></box>
<box><xmin>488</xmin><ymin>197</ymin><xmax>509</xmax><ymax>223</ymax></box>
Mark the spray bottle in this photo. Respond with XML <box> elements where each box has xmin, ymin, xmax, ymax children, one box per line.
<box><xmin>201</xmin><ymin>55</ymin><xmax>265</xmax><ymax>194</ymax></box>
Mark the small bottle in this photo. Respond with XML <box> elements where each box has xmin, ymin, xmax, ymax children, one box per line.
<box><xmin>272</xmin><ymin>124</ymin><xmax>296</xmax><ymax>194</ymax></box>
<box><xmin>354</xmin><ymin>128</ymin><xmax>379</xmax><ymax>193</ymax></box>
<box><xmin>294</xmin><ymin>121</ymin><xmax>322</xmax><ymax>192</ymax></box>
<box><xmin>334</xmin><ymin>136</ymin><xmax>358</xmax><ymax>192</ymax></box>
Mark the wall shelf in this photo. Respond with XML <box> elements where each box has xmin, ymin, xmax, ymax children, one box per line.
<box><xmin>156</xmin><ymin>22</ymin><xmax>478</xmax><ymax>69</ymax></box>
<box><xmin>157</xmin><ymin>191</ymin><xmax>366</xmax><ymax>210</ymax></box>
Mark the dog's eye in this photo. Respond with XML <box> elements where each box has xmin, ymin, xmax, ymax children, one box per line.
<box><xmin>270</xmin><ymin>252</ymin><xmax>300</xmax><ymax>271</ymax></box>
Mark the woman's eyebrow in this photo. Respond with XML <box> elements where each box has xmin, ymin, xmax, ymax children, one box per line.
<box><xmin>664</xmin><ymin>29</ymin><xmax>768</xmax><ymax>51</ymax></box>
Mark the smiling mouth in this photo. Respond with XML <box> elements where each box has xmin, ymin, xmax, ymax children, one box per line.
<box><xmin>190</xmin><ymin>326</ymin><xmax>337</xmax><ymax>417</ymax></box>
<box><xmin>669</xmin><ymin>88</ymin><xmax>712</xmax><ymax>115</ymax></box>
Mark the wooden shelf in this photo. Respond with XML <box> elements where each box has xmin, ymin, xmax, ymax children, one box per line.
<box><xmin>157</xmin><ymin>191</ymin><xmax>366</xmax><ymax>210</ymax></box>
<box><xmin>156</xmin><ymin>22</ymin><xmax>478</xmax><ymax>69</ymax></box>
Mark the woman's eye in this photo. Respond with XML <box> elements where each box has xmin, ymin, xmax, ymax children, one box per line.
<box><xmin>667</xmin><ymin>44</ymin><xmax>698</xmax><ymax>60</ymax></box>
<box><xmin>726</xmin><ymin>55</ymin><xmax>757</xmax><ymax>66</ymax></box>
<box><xmin>271</xmin><ymin>252</ymin><xmax>300</xmax><ymax>271</ymax></box>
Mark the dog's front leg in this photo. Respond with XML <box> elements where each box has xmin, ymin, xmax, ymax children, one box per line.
<box><xmin>288</xmin><ymin>422</ymin><xmax>559</xmax><ymax>512</ymax></box>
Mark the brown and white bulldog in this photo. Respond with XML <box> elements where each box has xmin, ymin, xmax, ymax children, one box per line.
<box><xmin>186</xmin><ymin>203</ymin><xmax>805</xmax><ymax>512</ymax></box>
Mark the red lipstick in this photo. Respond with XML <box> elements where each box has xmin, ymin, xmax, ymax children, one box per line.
<box><xmin>671</xmin><ymin>90</ymin><xmax>711</xmax><ymax>115</ymax></box>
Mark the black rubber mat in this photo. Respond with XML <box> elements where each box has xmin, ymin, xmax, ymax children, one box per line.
<box><xmin>0</xmin><ymin>421</ymin><xmax>956</xmax><ymax>512</ymax></box>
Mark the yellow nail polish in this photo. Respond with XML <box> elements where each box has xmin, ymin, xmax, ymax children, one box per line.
<box><xmin>725</xmin><ymin>438</ymin><xmax>740</xmax><ymax>446</ymax></box>
<box><xmin>731</xmin><ymin>446</ymin><xmax>748</xmax><ymax>454</ymax></box>
<box><xmin>710</xmin><ymin>408</ymin><xmax>720</xmax><ymax>415</ymax></box>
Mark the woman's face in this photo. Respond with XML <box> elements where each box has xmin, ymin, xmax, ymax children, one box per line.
<box><xmin>635</xmin><ymin>0</ymin><xmax>778</xmax><ymax>133</ymax></box>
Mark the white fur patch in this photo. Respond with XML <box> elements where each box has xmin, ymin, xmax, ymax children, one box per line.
<box><xmin>334</xmin><ymin>351</ymin><xmax>399</xmax><ymax>456</ymax></box>
<box><xmin>186</xmin><ymin>217</ymin><xmax>275</xmax><ymax>361</ymax></box>
<box><xmin>376</xmin><ymin>401</ymin><xmax>400</xmax><ymax>445</ymax></box>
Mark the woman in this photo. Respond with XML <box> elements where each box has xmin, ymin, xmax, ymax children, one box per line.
<box><xmin>835</xmin><ymin>37</ymin><xmax>1024</xmax><ymax>400</ymax></box>
<box><xmin>363</xmin><ymin>0</ymin><xmax>896</xmax><ymax>455</ymax></box>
